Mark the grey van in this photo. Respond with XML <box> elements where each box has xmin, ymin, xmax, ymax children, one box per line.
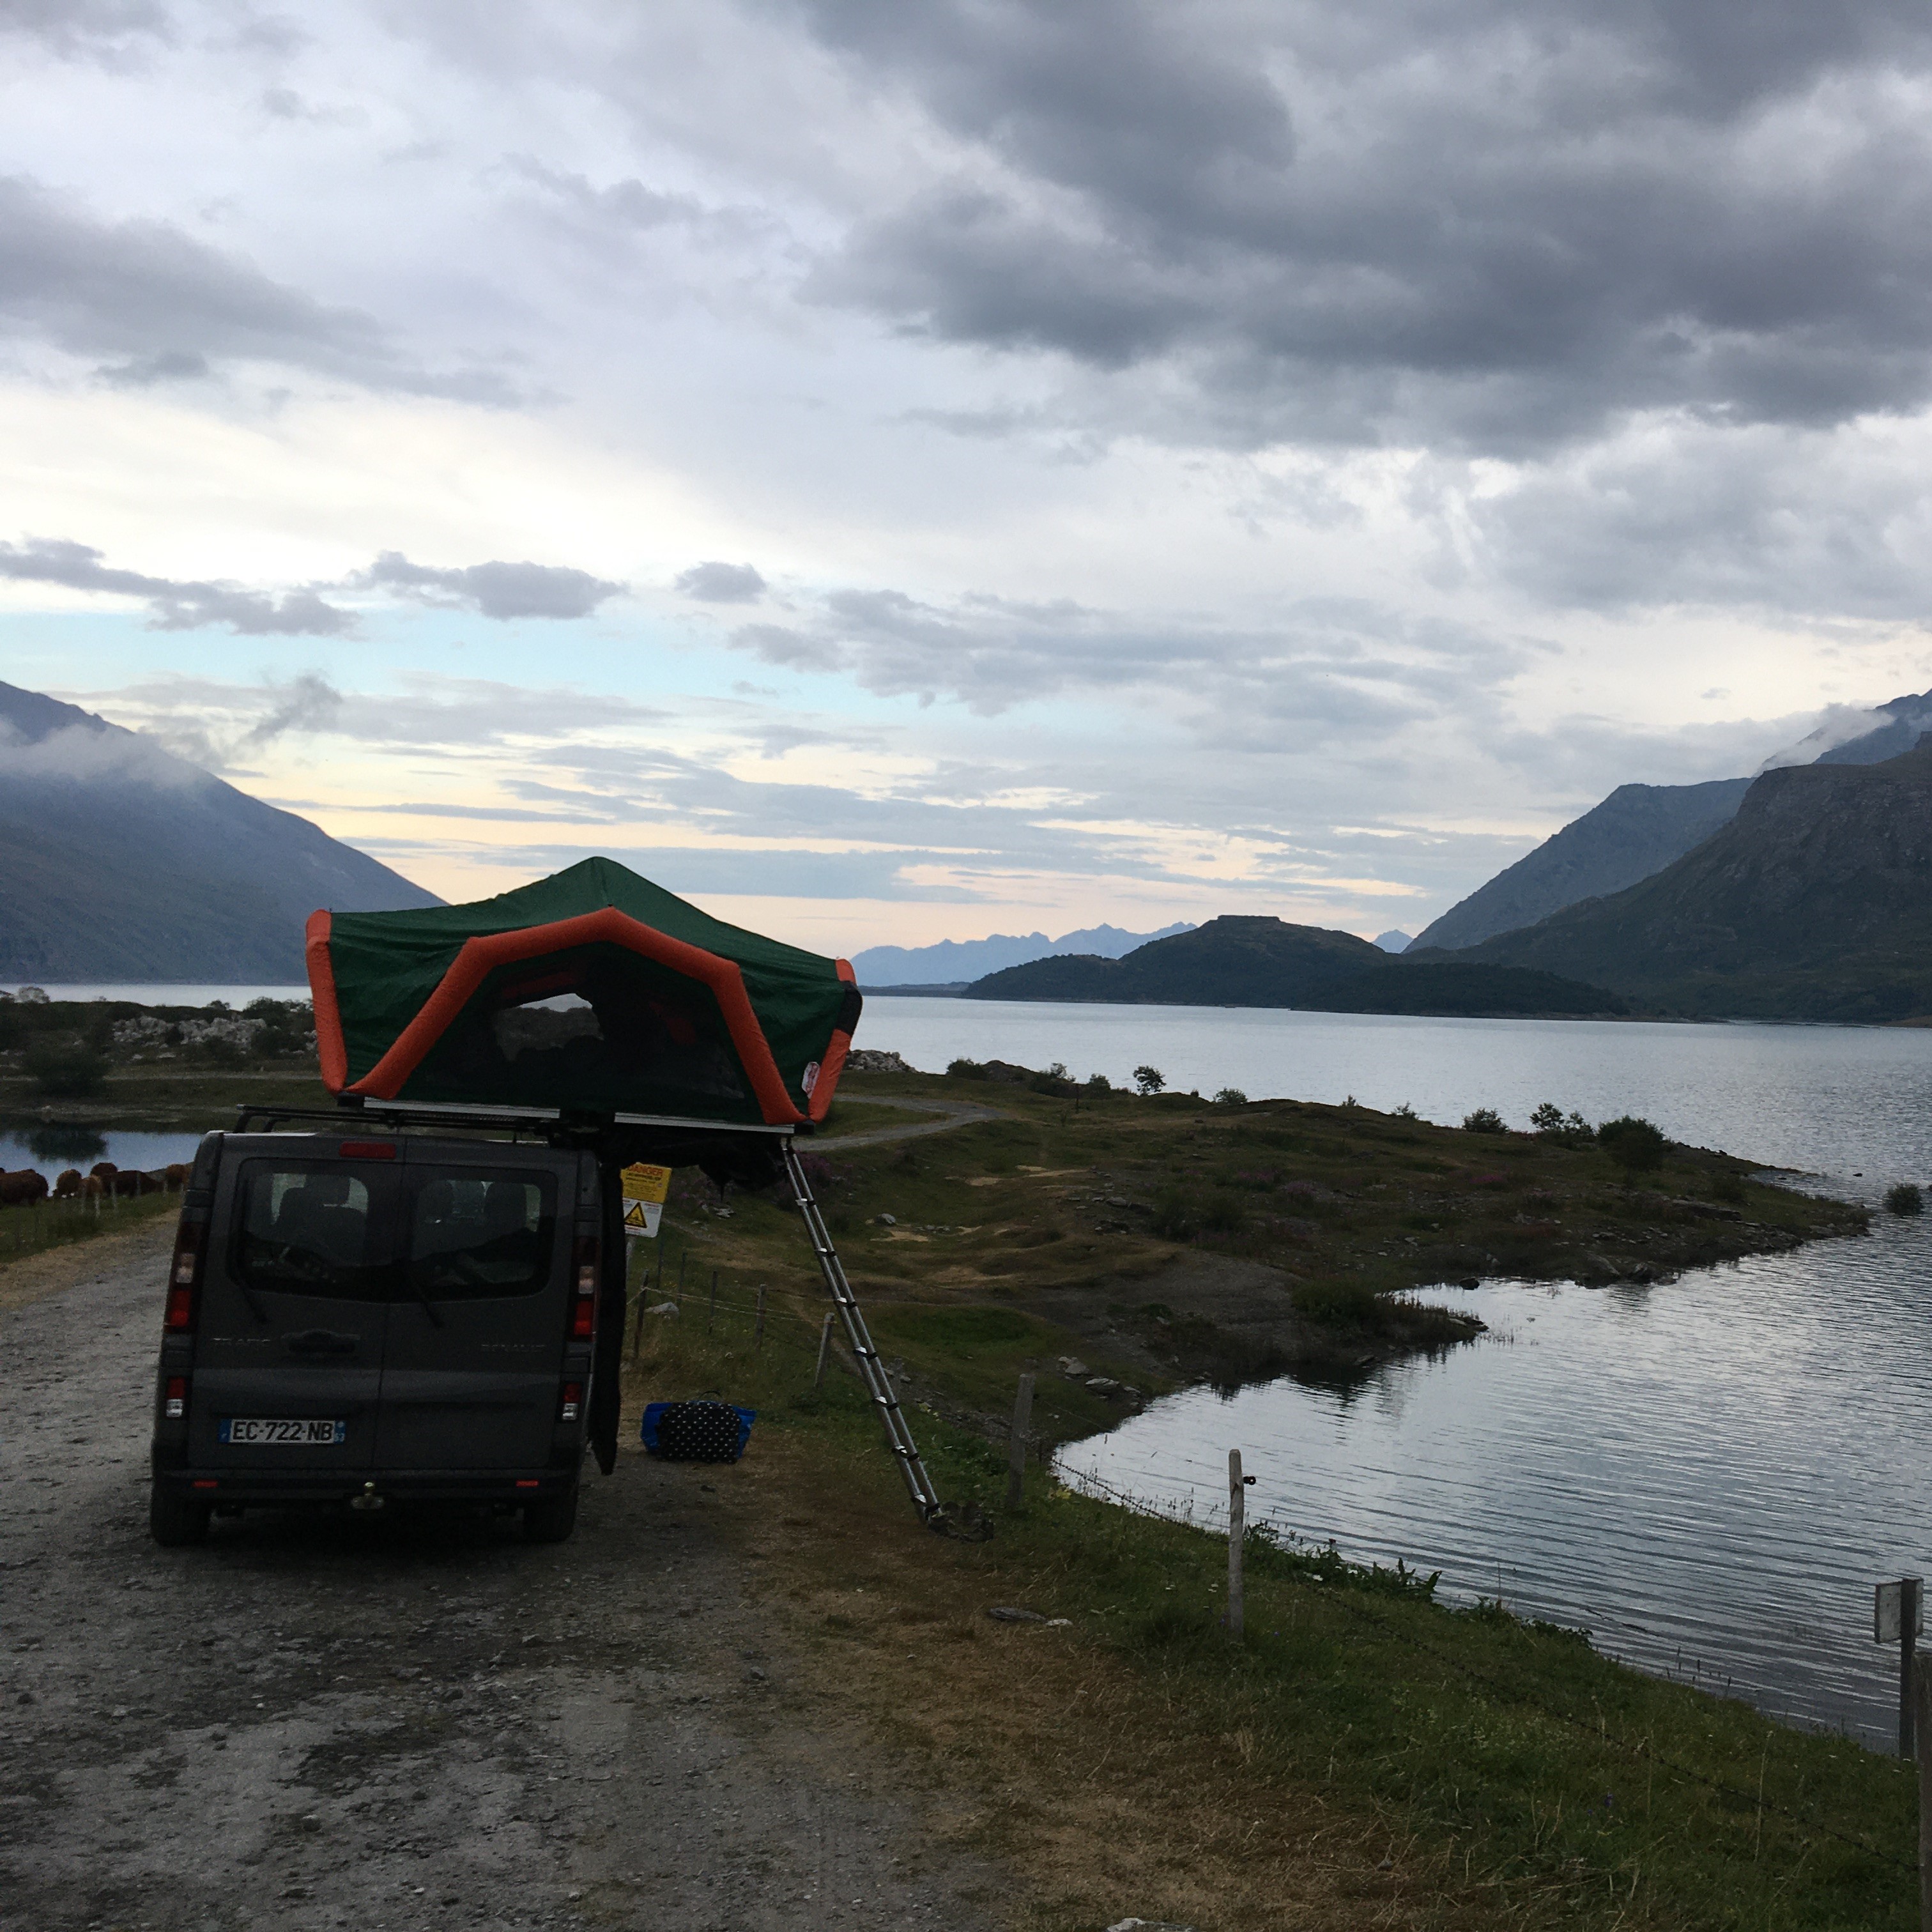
<box><xmin>149</xmin><ymin>1128</ymin><xmax>608</xmax><ymax>1546</ymax></box>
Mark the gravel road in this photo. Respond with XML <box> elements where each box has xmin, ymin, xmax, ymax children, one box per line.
<box><xmin>0</xmin><ymin>1222</ymin><xmax>1004</xmax><ymax>1932</ymax></box>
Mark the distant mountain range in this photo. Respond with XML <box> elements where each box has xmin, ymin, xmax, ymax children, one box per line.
<box><xmin>0</xmin><ymin>680</ymin><xmax>440</xmax><ymax>981</ymax></box>
<box><xmin>966</xmin><ymin>915</ymin><xmax>1625</xmax><ymax>1016</ymax></box>
<box><xmin>1433</xmin><ymin>740</ymin><xmax>1932</xmax><ymax>1021</ymax></box>
<box><xmin>1413</xmin><ymin>688</ymin><xmax>1932</xmax><ymax>951</ymax></box>
<box><xmin>851</xmin><ymin>921</ymin><xmax>1194</xmax><ymax>986</ymax></box>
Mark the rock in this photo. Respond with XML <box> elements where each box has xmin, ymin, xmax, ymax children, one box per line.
<box><xmin>877</xmin><ymin>1213</ymin><xmax>897</xmax><ymax>1227</ymax></box>
<box><xmin>645</xmin><ymin>1301</ymin><xmax>680</xmax><ymax>1318</ymax></box>
<box><xmin>1085</xmin><ymin>1376</ymin><xmax>1122</xmax><ymax>1395</ymax></box>
<box><xmin>845</xmin><ymin>1048</ymin><xmax>913</xmax><ymax>1073</ymax></box>
<box><xmin>1057</xmin><ymin>1356</ymin><xmax>1088</xmax><ymax>1377</ymax></box>
<box><xmin>1106</xmin><ymin>1920</ymin><xmax>1197</xmax><ymax>1932</ymax></box>
<box><xmin>986</xmin><ymin>1606</ymin><xmax>1047</xmax><ymax>1623</ymax></box>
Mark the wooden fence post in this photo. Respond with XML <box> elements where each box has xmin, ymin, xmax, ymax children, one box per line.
<box><xmin>1917</xmin><ymin>1667</ymin><xmax>1932</xmax><ymax>1932</ymax></box>
<box><xmin>1006</xmin><ymin>1372</ymin><xmax>1035</xmax><ymax>1510</ymax></box>
<box><xmin>1908</xmin><ymin>1578</ymin><xmax>1924</xmax><ymax>1760</ymax></box>
<box><xmin>813</xmin><ymin>1312</ymin><xmax>834</xmax><ymax>1388</ymax></box>
<box><xmin>1227</xmin><ymin>1449</ymin><xmax>1246</xmax><ymax>1639</ymax></box>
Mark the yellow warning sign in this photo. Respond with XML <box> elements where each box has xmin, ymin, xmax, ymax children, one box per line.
<box><xmin>620</xmin><ymin>1163</ymin><xmax>671</xmax><ymax>1239</ymax></box>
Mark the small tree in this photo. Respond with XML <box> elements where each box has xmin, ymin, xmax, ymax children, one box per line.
<box><xmin>1133</xmin><ymin>1064</ymin><xmax>1165</xmax><ymax>1096</ymax></box>
<box><xmin>1531</xmin><ymin>1101</ymin><xmax>1593</xmax><ymax>1145</ymax></box>
<box><xmin>1213</xmin><ymin>1087</ymin><xmax>1248</xmax><ymax>1106</ymax></box>
<box><xmin>1885</xmin><ymin>1183</ymin><xmax>1924</xmax><ymax>1217</ymax></box>
<box><xmin>1462</xmin><ymin>1107</ymin><xmax>1506</xmax><ymax>1133</ymax></box>
<box><xmin>1598</xmin><ymin>1116</ymin><xmax>1667</xmax><ymax>1183</ymax></box>
<box><xmin>24</xmin><ymin>1037</ymin><xmax>109</xmax><ymax>1098</ymax></box>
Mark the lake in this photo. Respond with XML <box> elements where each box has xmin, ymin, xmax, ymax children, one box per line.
<box><xmin>859</xmin><ymin>997</ymin><xmax>1932</xmax><ymax>1749</ymax></box>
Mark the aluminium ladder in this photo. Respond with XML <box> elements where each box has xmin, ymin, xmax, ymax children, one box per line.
<box><xmin>783</xmin><ymin>1140</ymin><xmax>944</xmax><ymax>1523</ymax></box>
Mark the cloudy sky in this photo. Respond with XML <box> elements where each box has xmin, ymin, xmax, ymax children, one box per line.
<box><xmin>4</xmin><ymin>0</ymin><xmax>1931</xmax><ymax>954</ymax></box>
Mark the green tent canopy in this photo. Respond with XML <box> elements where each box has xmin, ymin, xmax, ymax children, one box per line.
<box><xmin>307</xmin><ymin>857</ymin><xmax>862</xmax><ymax>1126</ymax></box>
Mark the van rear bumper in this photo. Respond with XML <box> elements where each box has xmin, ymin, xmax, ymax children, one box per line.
<box><xmin>149</xmin><ymin>1460</ymin><xmax>578</xmax><ymax>1506</ymax></box>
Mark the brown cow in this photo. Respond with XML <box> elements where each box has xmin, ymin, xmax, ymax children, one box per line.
<box><xmin>82</xmin><ymin>1175</ymin><xmax>104</xmax><ymax>1199</ymax></box>
<box><xmin>164</xmin><ymin>1163</ymin><xmax>188</xmax><ymax>1192</ymax></box>
<box><xmin>0</xmin><ymin>1169</ymin><xmax>48</xmax><ymax>1206</ymax></box>
<box><xmin>89</xmin><ymin>1162</ymin><xmax>118</xmax><ymax>1181</ymax></box>
<box><xmin>53</xmin><ymin>1169</ymin><xmax>82</xmax><ymax>1199</ymax></box>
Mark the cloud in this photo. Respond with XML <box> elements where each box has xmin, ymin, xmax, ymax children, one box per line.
<box><xmin>0</xmin><ymin>173</ymin><xmax>520</xmax><ymax>402</ymax></box>
<box><xmin>0</xmin><ymin>0</ymin><xmax>170</xmax><ymax>63</ymax></box>
<box><xmin>0</xmin><ymin>536</ymin><xmax>356</xmax><ymax>634</ymax></box>
<box><xmin>355</xmin><ymin>551</ymin><xmax>625</xmax><ymax>620</ymax></box>
<box><xmin>0</xmin><ymin>716</ymin><xmax>201</xmax><ymax>788</ymax></box>
<box><xmin>794</xmin><ymin>0</ymin><xmax>1932</xmax><ymax>454</ymax></box>
<box><xmin>676</xmin><ymin>560</ymin><xmax>766</xmax><ymax>603</ymax></box>
<box><xmin>235</xmin><ymin>670</ymin><xmax>342</xmax><ymax>748</ymax></box>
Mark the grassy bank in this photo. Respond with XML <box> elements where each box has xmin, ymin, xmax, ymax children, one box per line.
<box><xmin>639</xmin><ymin>1066</ymin><xmax>1868</xmax><ymax>1429</ymax></box>
<box><xmin>623</xmin><ymin>1288</ymin><xmax>1916</xmax><ymax>1931</ymax></box>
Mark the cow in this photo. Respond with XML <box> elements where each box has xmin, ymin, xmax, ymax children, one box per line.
<box><xmin>82</xmin><ymin>1175</ymin><xmax>104</xmax><ymax>1199</ymax></box>
<box><xmin>89</xmin><ymin>1162</ymin><xmax>118</xmax><ymax>1181</ymax></box>
<box><xmin>53</xmin><ymin>1169</ymin><xmax>82</xmax><ymax>1199</ymax></box>
<box><xmin>164</xmin><ymin>1163</ymin><xmax>188</xmax><ymax>1192</ymax></box>
<box><xmin>0</xmin><ymin>1169</ymin><xmax>48</xmax><ymax>1206</ymax></box>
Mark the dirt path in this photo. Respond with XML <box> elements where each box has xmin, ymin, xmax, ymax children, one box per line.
<box><xmin>0</xmin><ymin>1220</ymin><xmax>1006</xmax><ymax>1932</ymax></box>
<box><xmin>815</xmin><ymin>1096</ymin><xmax>1004</xmax><ymax>1149</ymax></box>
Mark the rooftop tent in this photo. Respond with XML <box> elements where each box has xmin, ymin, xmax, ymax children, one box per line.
<box><xmin>305</xmin><ymin>856</ymin><xmax>861</xmax><ymax>1127</ymax></box>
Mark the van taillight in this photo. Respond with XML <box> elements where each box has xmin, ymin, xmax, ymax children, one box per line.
<box><xmin>559</xmin><ymin>1381</ymin><xmax>583</xmax><ymax>1422</ymax></box>
<box><xmin>164</xmin><ymin>1376</ymin><xmax>187</xmax><ymax>1420</ymax></box>
<box><xmin>571</xmin><ymin>1236</ymin><xmax>599</xmax><ymax>1337</ymax></box>
<box><xmin>165</xmin><ymin>1211</ymin><xmax>208</xmax><ymax>1330</ymax></box>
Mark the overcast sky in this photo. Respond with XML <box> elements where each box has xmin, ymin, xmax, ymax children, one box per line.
<box><xmin>4</xmin><ymin>0</ymin><xmax>1931</xmax><ymax>954</ymax></box>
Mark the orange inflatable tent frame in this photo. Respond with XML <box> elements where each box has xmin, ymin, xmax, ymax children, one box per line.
<box><xmin>306</xmin><ymin>907</ymin><xmax>856</xmax><ymax>1127</ymax></box>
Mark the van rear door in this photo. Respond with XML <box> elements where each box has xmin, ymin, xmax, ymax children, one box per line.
<box><xmin>372</xmin><ymin>1153</ymin><xmax>572</xmax><ymax>1471</ymax></box>
<box><xmin>186</xmin><ymin>1147</ymin><xmax>396</xmax><ymax>1472</ymax></box>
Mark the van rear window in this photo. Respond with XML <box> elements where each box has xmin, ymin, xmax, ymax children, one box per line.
<box><xmin>236</xmin><ymin>1166</ymin><xmax>389</xmax><ymax>1301</ymax></box>
<box><xmin>408</xmin><ymin>1171</ymin><xmax>557</xmax><ymax>1300</ymax></box>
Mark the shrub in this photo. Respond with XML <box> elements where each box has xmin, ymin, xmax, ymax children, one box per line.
<box><xmin>946</xmin><ymin>1057</ymin><xmax>986</xmax><ymax>1079</ymax></box>
<box><xmin>1392</xmin><ymin>1101</ymin><xmax>1418</xmax><ymax>1120</ymax></box>
<box><xmin>1133</xmin><ymin>1064</ymin><xmax>1165</xmax><ymax>1096</ymax></box>
<box><xmin>1213</xmin><ymin>1087</ymin><xmax>1248</xmax><ymax>1106</ymax></box>
<box><xmin>1710</xmin><ymin>1172</ymin><xmax>1747</xmax><ymax>1204</ymax></box>
<box><xmin>1084</xmin><ymin>1072</ymin><xmax>1112</xmax><ymax>1094</ymax></box>
<box><xmin>1598</xmin><ymin>1115</ymin><xmax>1667</xmax><ymax>1181</ymax></box>
<box><xmin>24</xmin><ymin>1037</ymin><xmax>110</xmax><ymax>1098</ymax></box>
<box><xmin>1529</xmin><ymin>1101</ymin><xmax>1594</xmax><ymax>1142</ymax></box>
<box><xmin>1885</xmin><ymin>1183</ymin><xmax>1924</xmax><ymax>1217</ymax></box>
<box><xmin>1462</xmin><ymin>1107</ymin><xmax>1506</xmax><ymax>1133</ymax></box>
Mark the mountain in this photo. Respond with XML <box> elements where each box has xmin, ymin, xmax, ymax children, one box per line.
<box><xmin>1443</xmin><ymin>741</ymin><xmax>1932</xmax><ymax>1021</ymax></box>
<box><xmin>0</xmin><ymin>680</ymin><xmax>441</xmax><ymax>981</ymax></box>
<box><xmin>1412</xmin><ymin>687</ymin><xmax>1932</xmax><ymax>951</ymax></box>
<box><xmin>1411</xmin><ymin>778</ymin><xmax>1752</xmax><ymax>951</ymax></box>
<box><xmin>850</xmin><ymin>920</ymin><xmax>1193</xmax><ymax>986</ymax></box>
<box><xmin>1373</xmin><ymin>930</ymin><xmax>1413</xmax><ymax>952</ymax></box>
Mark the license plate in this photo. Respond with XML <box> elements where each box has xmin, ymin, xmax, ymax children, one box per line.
<box><xmin>218</xmin><ymin>1417</ymin><xmax>348</xmax><ymax>1446</ymax></box>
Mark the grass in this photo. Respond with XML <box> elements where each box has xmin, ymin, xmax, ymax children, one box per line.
<box><xmin>0</xmin><ymin>1186</ymin><xmax>180</xmax><ymax>1267</ymax></box>
<box><xmin>624</xmin><ymin>1289</ymin><xmax>1919</xmax><ymax>1931</ymax></box>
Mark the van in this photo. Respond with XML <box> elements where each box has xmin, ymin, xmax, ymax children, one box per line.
<box><xmin>148</xmin><ymin>1128</ymin><xmax>608</xmax><ymax>1547</ymax></box>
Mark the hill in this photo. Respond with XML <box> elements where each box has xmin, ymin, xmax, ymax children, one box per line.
<box><xmin>1298</xmin><ymin>963</ymin><xmax>1628</xmax><ymax>1017</ymax></box>
<box><xmin>963</xmin><ymin>915</ymin><xmax>1625</xmax><ymax>1016</ymax></box>
<box><xmin>1445</xmin><ymin>741</ymin><xmax>1932</xmax><ymax>1020</ymax></box>
<box><xmin>0</xmin><ymin>680</ymin><xmax>441</xmax><ymax>981</ymax></box>
<box><xmin>965</xmin><ymin>916</ymin><xmax>1383</xmax><ymax>1006</ymax></box>
<box><xmin>850</xmin><ymin>920</ymin><xmax>1193</xmax><ymax>986</ymax></box>
<box><xmin>1413</xmin><ymin>686</ymin><xmax>1932</xmax><ymax>950</ymax></box>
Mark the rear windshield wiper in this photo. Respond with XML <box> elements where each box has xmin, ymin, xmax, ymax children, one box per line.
<box><xmin>405</xmin><ymin>1271</ymin><xmax>445</xmax><ymax>1329</ymax></box>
